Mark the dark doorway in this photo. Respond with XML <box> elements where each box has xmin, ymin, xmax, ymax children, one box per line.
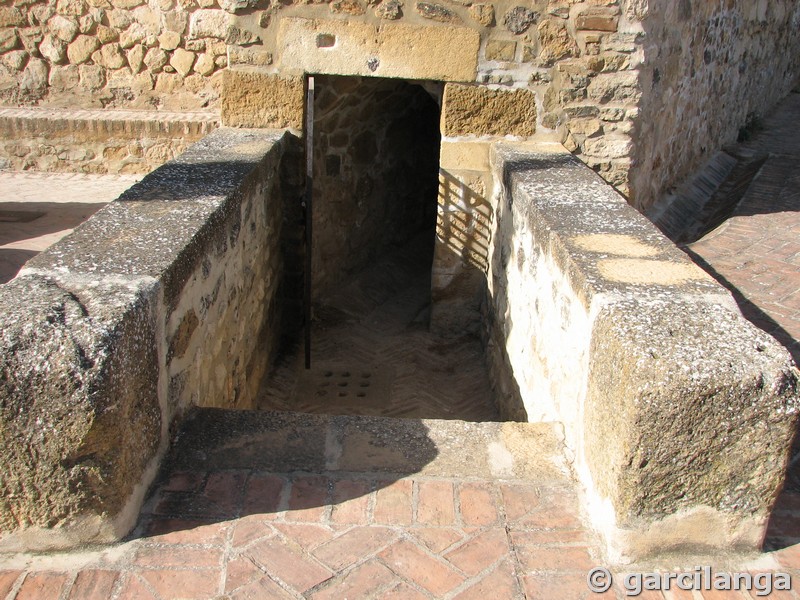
<box><xmin>259</xmin><ymin>75</ymin><xmax>499</xmax><ymax>421</ymax></box>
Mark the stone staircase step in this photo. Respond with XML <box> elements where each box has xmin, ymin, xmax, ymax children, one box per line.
<box><xmin>165</xmin><ymin>408</ymin><xmax>571</xmax><ymax>483</ymax></box>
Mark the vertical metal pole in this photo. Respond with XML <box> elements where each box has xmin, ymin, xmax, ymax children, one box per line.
<box><xmin>303</xmin><ymin>76</ymin><xmax>315</xmax><ymax>370</ymax></box>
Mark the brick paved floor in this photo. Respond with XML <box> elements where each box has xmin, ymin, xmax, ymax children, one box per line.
<box><xmin>685</xmin><ymin>93</ymin><xmax>800</xmax><ymax>524</ymax></box>
<box><xmin>2</xmin><ymin>407</ymin><xmax>800</xmax><ymax>600</ymax></box>
<box><xmin>0</xmin><ymin>171</ymin><xmax>140</xmax><ymax>283</ymax></box>
<box><xmin>259</xmin><ymin>231</ymin><xmax>499</xmax><ymax>421</ymax></box>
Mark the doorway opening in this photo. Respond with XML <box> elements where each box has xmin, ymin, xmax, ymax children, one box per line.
<box><xmin>259</xmin><ymin>75</ymin><xmax>499</xmax><ymax>421</ymax></box>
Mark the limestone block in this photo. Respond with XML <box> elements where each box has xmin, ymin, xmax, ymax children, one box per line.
<box><xmin>0</xmin><ymin>7</ymin><xmax>27</xmax><ymax>28</ymax></box>
<box><xmin>39</xmin><ymin>34</ymin><xmax>67</xmax><ymax>64</ymax></box>
<box><xmin>163</xmin><ymin>9</ymin><xmax>188</xmax><ymax>33</ymax></box>
<box><xmin>78</xmin><ymin>63</ymin><xmax>105</xmax><ymax>89</ymax></box>
<box><xmin>485</xmin><ymin>40</ymin><xmax>516</xmax><ymax>61</ymax></box>
<box><xmin>442</xmin><ymin>83</ymin><xmax>536</xmax><ymax>137</ymax></box>
<box><xmin>277</xmin><ymin>17</ymin><xmax>479</xmax><ymax>82</ymax></box>
<box><xmin>111</xmin><ymin>0</ymin><xmax>145</xmax><ymax>7</ymax></box>
<box><xmin>585</xmin><ymin>298</ymin><xmax>799</xmax><ymax>558</ymax></box>
<box><xmin>439</xmin><ymin>140</ymin><xmax>490</xmax><ymax>171</ymax></box>
<box><xmin>130</xmin><ymin>6</ymin><xmax>160</xmax><ymax>36</ymax></box>
<box><xmin>567</xmin><ymin>117</ymin><xmax>602</xmax><ymax>137</ymax></box>
<box><xmin>170</xmin><ymin>47</ymin><xmax>195</xmax><ymax>76</ymax></box>
<box><xmin>143</xmin><ymin>46</ymin><xmax>168</xmax><ymax>72</ymax></box>
<box><xmin>537</xmin><ymin>19</ymin><xmax>578</xmax><ymax>66</ymax></box>
<box><xmin>20</xmin><ymin>57</ymin><xmax>48</xmax><ymax>99</ymax></box>
<box><xmin>582</xmin><ymin>135</ymin><xmax>631</xmax><ymax>158</ymax></box>
<box><xmin>66</xmin><ymin>34</ymin><xmax>99</xmax><ymax>64</ymax></box>
<box><xmin>492</xmin><ymin>145</ymin><xmax>800</xmax><ymax>559</ymax></box>
<box><xmin>221</xmin><ymin>70</ymin><xmax>304</xmax><ymax>129</ymax></box>
<box><xmin>225</xmin><ymin>26</ymin><xmax>261</xmax><ymax>46</ymax></box>
<box><xmin>1</xmin><ymin>50</ymin><xmax>28</xmax><ymax>72</ymax></box>
<box><xmin>158</xmin><ymin>30</ymin><xmax>181</xmax><ymax>50</ymax></box>
<box><xmin>107</xmin><ymin>9</ymin><xmax>132</xmax><ymax>29</ymax></box>
<box><xmin>0</xmin><ymin>275</ymin><xmax>161</xmax><ymax>551</ymax></box>
<box><xmin>587</xmin><ymin>71</ymin><xmax>640</xmax><ymax>103</ymax></box>
<box><xmin>57</xmin><ymin>0</ymin><xmax>88</xmax><ymax>16</ymax></box>
<box><xmin>96</xmin><ymin>25</ymin><xmax>119</xmax><ymax>44</ymax></box>
<box><xmin>468</xmin><ymin>3</ymin><xmax>494</xmax><ymax>26</ymax></box>
<box><xmin>48</xmin><ymin>15</ymin><xmax>79</xmax><ymax>43</ymax></box>
<box><xmin>193</xmin><ymin>52</ymin><xmax>215</xmax><ymax>75</ymax></box>
<box><xmin>48</xmin><ymin>64</ymin><xmax>80</xmax><ymax>90</ymax></box>
<box><xmin>575</xmin><ymin>7</ymin><xmax>620</xmax><ymax>31</ymax></box>
<box><xmin>376</xmin><ymin>0</ymin><xmax>402</xmax><ymax>20</ymax></box>
<box><xmin>189</xmin><ymin>9</ymin><xmax>231</xmax><ymax>40</ymax></box>
<box><xmin>119</xmin><ymin>23</ymin><xmax>146</xmax><ymax>48</ymax></box>
<box><xmin>93</xmin><ymin>43</ymin><xmax>126</xmax><ymax>69</ymax></box>
<box><xmin>228</xmin><ymin>46</ymin><xmax>273</xmax><ymax>66</ymax></box>
<box><xmin>219</xmin><ymin>0</ymin><xmax>258</xmax><ymax>12</ymax></box>
<box><xmin>0</xmin><ymin>30</ymin><xmax>18</xmax><ymax>53</ymax></box>
<box><xmin>126</xmin><ymin>43</ymin><xmax>145</xmax><ymax>72</ymax></box>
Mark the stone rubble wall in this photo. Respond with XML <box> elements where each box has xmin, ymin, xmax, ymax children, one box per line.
<box><xmin>0</xmin><ymin>106</ymin><xmax>218</xmax><ymax>173</ymax></box>
<box><xmin>487</xmin><ymin>142</ymin><xmax>800</xmax><ymax>560</ymax></box>
<box><xmin>631</xmin><ymin>0</ymin><xmax>800</xmax><ymax>211</ymax></box>
<box><xmin>1</xmin><ymin>1</ymin><xmax>799</xmax><ymax>208</ymax></box>
<box><xmin>188</xmin><ymin>0</ymin><xmax>644</xmax><ymax>197</ymax></box>
<box><xmin>310</xmin><ymin>75</ymin><xmax>440</xmax><ymax>299</ymax></box>
<box><xmin>0</xmin><ymin>127</ymin><xmax>293</xmax><ymax>551</ymax></box>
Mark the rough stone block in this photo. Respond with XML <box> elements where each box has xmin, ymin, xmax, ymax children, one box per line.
<box><xmin>442</xmin><ymin>83</ymin><xmax>536</xmax><ymax>137</ymax></box>
<box><xmin>0</xmin><ymin>275</ymin><xmax>162</xmax><ymax>551</ymax></box>
<box><xmin>485</xmin><ymin>40</ymin><xmax>516</xmax><ymax>62</ymax></box>
<box><xmin>575</xmin><ymin>8</ymin><xmax>619</xmax><ymax>32</ymax></box>
<box><xmin>489</xmin><ymin>144</ymin><xmax>800</xmax><ymax>560</ymax></box>
<box><xmin>0</xmin><ymin>128</ymin><xmax>292</xmax><ymax>551</ymax></box>
<box><xmin>221</xmin><ymin>70</ymin><xmax>304</xmax><ymax>129</ymax></box>
<box><xmin>276</xmin><ymin>17</ymin><xmax>479</xmax><ymax>82</ymax></box>
<box><xmin>585</xmin><ymin>298</ymin><xmax>799</xmax><ymax>559</ymax></box>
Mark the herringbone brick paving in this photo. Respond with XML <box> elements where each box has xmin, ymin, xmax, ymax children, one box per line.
<box><xmin>258</xmin><ymin>230</ymin><xmax>500</xmax><ymax>421</ymax></box>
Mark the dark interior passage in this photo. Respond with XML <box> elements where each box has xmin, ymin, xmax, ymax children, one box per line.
<box><xmin>309</xmin><ymin>75</ymin><xmax>441</xmax><ymax>297</ymax></box>
<box><xmin>258</xmin><ymin>75</ymin><xmax>499</xmax><ymax>421</ymax></box>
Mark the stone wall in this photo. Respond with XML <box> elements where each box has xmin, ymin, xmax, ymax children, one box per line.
<box><xmin>486</xmin><ymin>142</ymin><xmax>800</xmax><ymax>560</ymax></box>
<box><xmin>0</xmin><ymin>0</ymin><xmax>649</xmax><ymax>195</ymax></box>
<box><xmin>2</xmin><ymin>0</ymin><xmax>800</xmax><ymax>208</ymax></box>
<box><xmin>0</xmin><ymin>106</ymin><xmax>218</xmax><ymax>173</ymax></box>
<box><xmin>310</xmin><ymin>75</ymin><xmax>440</xmax><ymax>299</ymax></box>
<box><xmin>630</xmin><ymin>0</ymin><xmax>800</xmax><ymax>211</ymax></box>
<box><xmin>0</xmin><ymin>127</ymin><xmax>294</xmax><ymax>551</ymax></box>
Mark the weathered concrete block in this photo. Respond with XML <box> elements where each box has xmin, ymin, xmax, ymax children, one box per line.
<box><xmin>487</xmin><ymin>143</ymin><xmax>800</xmax><ymax>560</ymax></box>
<box><xmin>442</xmin><ymin>83</ymin><xmax>536</xmax><ymax>137</ymax></box>
<box><xmin>0</xmin><ymin>275</ymin><xmax>161</xmax><ymax>551</ymax></box>
<box><xmin>0</xmin><ymin>128</ymin><xmax>294</xmax><ymax>551</ymax></box>
<box><xmin>276</xmin><ymin>17</ymin><xmax>479</xmax><ymax>82</ymax></box>
<box><xmin>221</xmin><ymin>70</ymin><xmax>304</xmax><ymax>129</ymax></box>
<box><xmin>585</xmin><ymin>298</ymin><xmax>798</xmax><ymax>559</ymax></box>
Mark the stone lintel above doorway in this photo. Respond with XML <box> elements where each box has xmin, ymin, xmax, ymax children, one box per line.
<box><xmin>276</xmin><ymin>17</ymin><xmax>479</xmax><ymax>83</ymax></box>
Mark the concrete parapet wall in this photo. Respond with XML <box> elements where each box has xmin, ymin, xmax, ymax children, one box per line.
<box><xmin>0</xmin><ymin>127</ymin><xmax>292</xmax><ymax>551</ymax></box>
<box><xmin>486</xmin><ymin>143</ymin><xmax>800</xmax><ymax>560</ymax></box>
<box><xmin>0</xmin><ymin>106</ymin><xmax>218</xmax><ymax>173</ymax></box>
